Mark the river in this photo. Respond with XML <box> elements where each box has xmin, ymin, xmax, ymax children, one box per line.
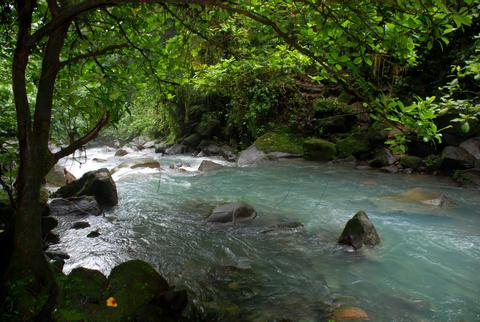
<box><xmin>48</xmin><ymin>146</ymin><xmax>480</xmax><ymax>321</ymax></box>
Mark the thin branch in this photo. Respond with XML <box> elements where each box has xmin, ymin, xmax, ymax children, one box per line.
<box><xmin>60</xmin><ymin>43</ymin><xmax>130</xmax><ymax>67</ymax></box>
<box><xmin>53</xmin><ymin>111</ymin><xmax>110</xmax><ymax>161</ymax></box>
<box><xmin>26</xmin><ymin>0</ymin><xmax>212</xmax><ymax>49</ymax></box>
<box><xmin>102</xmin><ymin>8</ymin><xmax>180</xmax><ymax>86</ymax></box>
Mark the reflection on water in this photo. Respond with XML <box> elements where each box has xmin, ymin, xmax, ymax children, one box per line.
<box><xmin>48</xmin><ymin>147</ymin><xmax>480</xmax><ymax>321</ymax></box>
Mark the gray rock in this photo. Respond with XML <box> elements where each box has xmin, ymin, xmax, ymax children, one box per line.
<box><xmin>459</xmin><ymin>137</ymin><xmax>480</xmax><ymax>160</ymax></box>
<box><xmin>207</xmin><ymin>202</ymin><xmax>257</xmax><ymax>224</ymax></box>
<box><xmin>115</xmin><ymin>149</ymin><xmax>129</xmax><ymax>157</ymax></box>
<box><xmin>143</xmin><ymin>140</ymin><xmax>156</xmax><ymax>149</ymax></box>
<box><xmin>441</xmin><ymin>146</ymin><xmax>475</xmax><ymax>170</ymax></box>
<box><xmin>338</xmin><ymin>210</ymin><xmax>380</xmax><ymax>249</ymax></box>
<box><xmin>131</xmin><ymin>136</ymin><xmax>149</xmax><ymax>149</ymax></box>
<box><xmin>72</xmin><ymin>221</ymin><xmax>90</xmax><ymax>229</ymax></box>
<box><xmin>201</xmin><ymin>144</ymin><xmax>222</xmax><ymax>156</ymax></box>
<box><xmin>237</xmin><ymin>145</ymin><xmax>268</xmax><ymax>167</ymax></box>
<box><xmin>87</xmin><ymin>230</ymin><xmax>100</xmax><ymax>238</ymax></box>
<box><xmin>154</xmin><ymin>142</ymin><xmax>169</xmax><ymax>154</ymax></box>
<box><xmin>49</xmin><ymin>197</ymin><xmax>102</xmax><ymax>216</ymax></box>
<box><xmin>53</xmin><ymin>168</ymin><xmax>118</xmax><ymax>208</ymax></box>
<box><xmin>165</xmin><ymin>143</ymin><xmax>188</xmax><ymax>155</ymax></box>
<box><xmin>45</xmin><ymin>164</ymin><xmax>67</xmax><ymax>186</ymax></box>
<box><xmin>198</xmin><ymin>160</ymin><xmax>224</xmax><ymax>172</ymax></box>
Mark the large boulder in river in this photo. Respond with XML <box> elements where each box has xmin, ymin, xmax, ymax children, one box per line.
<box><xmin>237</xmin><ymin>145</ymin><xmax>269</xmax><ymax>167</ymax></box>
<box><xmin>207</xmin><ymin>202</ymin><xmax>257</xmax><ymax>224</ymax></box>
<box><xmin>441</xmin><ymin>146</ymin><xmax>475</xmax><ymax>170</ymax></box>
<box><xmin>49</xmin><ymin>196</ymin><xmax>102</xmax><ymax>216</ymax></box>
<box><xmin>338</xmin><ymin>211</ymin><xmax>380</xmax><ymax>249</ymax></box>
<box><xmin>53</xmin><ymin>168</ymin><xmax>118</xmax><ymax>208</ymax></box>
<box><xmin>198</xmin><ymin>160</ymin><xmax>224</xmax><ymax>172</ymax></box>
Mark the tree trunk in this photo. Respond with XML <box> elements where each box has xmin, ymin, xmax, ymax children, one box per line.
<box><xmin>4</xmin><ymin>6</ymin><xmax>69</xmax><ymax>318</ymax></box>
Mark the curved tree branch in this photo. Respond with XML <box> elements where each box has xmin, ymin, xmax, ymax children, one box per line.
<box><xmin>53</xmin><ymin>111</ymin><xmax>110</xmax><ymax>161</ymax></box>
<box><xmin>60</xmin><ymin>43</ymin><xmax>130</xmax><ymax>68</ymax></box>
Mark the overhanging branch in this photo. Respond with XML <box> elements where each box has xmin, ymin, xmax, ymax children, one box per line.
<box><xmin>60</xmin><ymin>43</ymin><xmax>130</xmax><ymax>68</ymax></box>
<box><xmin>53</xmin><ymin>111</ymin><xmax>110</xmax><ymax>161</ymax></box>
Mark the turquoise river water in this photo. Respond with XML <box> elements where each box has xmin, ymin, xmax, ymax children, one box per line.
<box><xmin>50</xmin><ymin>147</ymin><xmax>480</xmax><ymax>321</ymax></box>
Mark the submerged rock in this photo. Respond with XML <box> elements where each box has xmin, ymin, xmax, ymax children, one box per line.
<box><xmin>385</xmin><ymin>188</ymin><xmax>452</xmax><ymax>207</ymax></box>
<box><xmin>332</xmin><ymin>306</ymin><xmax>369</xmax><ymax>321</ymax></box>
<box><xmin>198</xmin><ymin>160</ymin><xmax>224</xmax><ymax>172</ymax></box>
<box><xmin>207</xmin><ymin>202</ymin><xmax>257</xmax><ymax>224</ymax></box>
<box><xmin>49</xmin><ymin>197</ymin><xmax>102</xmax><ymax>216</ymax></box>
<box><xmin>338</xmin><ymin>211</ymin><xmax>380</xmax><ymax>249</ymax></box>
<box><xmin>261</xmin><ymin>221</ymin><xmax>304</xmax><ymax>234</ymax></box>
<box><xmin>53</xmin><ymin>168</ymin><xmax>118</xmax><ymax>208</ymax></box>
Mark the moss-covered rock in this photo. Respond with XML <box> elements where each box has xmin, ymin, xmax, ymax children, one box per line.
<box><xmin>254</xmin><ymin>132</ymin><xmax>303</xmax><ymax>154</ymax></box>
<box><xmin>106</xmin><ymin>260</ymin><xmax>170</xmax><ymax>319</ymax></box>
<box><xmin>53</xmin><ymin>260</ymin><xmax>187</xmax><ymax>322</ymax></box>
<box><xmin>303</xmin><ymin>138</ymin><xmax>336</xmax><ymax>161</ymax></box>
<box><xmin>336</xmin><ymin>134</ymin><xmax>371</xmax><ymax>159</ymax></box>
<box><xmin>400</xmin><ymin>155</ymin><xmax>424</xmax><ymax>170</ymax></box>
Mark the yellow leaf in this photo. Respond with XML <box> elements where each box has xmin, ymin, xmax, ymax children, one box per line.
<box><xmin>106</xmin><ymin>296</ymin><xmax>118</xmax><ymax>307</ymax></box>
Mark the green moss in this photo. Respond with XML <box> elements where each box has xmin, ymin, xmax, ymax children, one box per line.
<box><xmin>303</xmin><ymin>138</ymin><xmax>337</xmax><ymax>161</ymax></box>
<box><xmin>336</xmin><ymin>134</ymin><xmax>371</xmax><ymax>158</ymax></box>
<box><xmin>254</xmin><ymin>132</ymin><xmax>303</xmax><ymax>154</ymax></box>
<box><xmin>399</xmin><ymin>155</ymin><xmax>424</xmax><ymax>170</ymax></box>
<box><xmin>106</xmin><ymin>260</ymin><xmax>170</xmax><ymax>319</ymax></box>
